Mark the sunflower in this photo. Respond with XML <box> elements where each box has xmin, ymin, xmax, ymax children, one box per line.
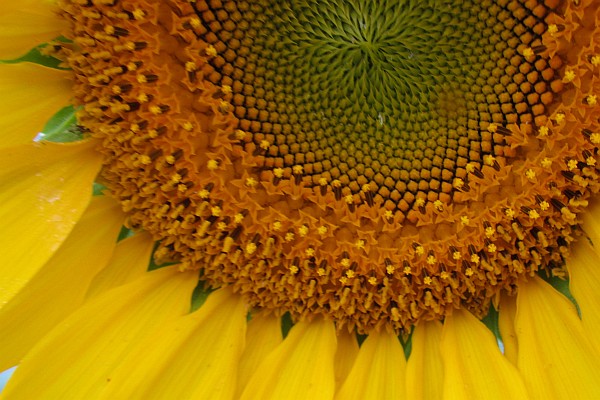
<box><xmin>1</xmin><ymin>0</ymin><xmax>600</xmax><ymax>398</ymax></box>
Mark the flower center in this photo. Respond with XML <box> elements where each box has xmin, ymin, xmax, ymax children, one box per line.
<box><xmin>61</xmin><ymin>0</ymin><xmax>600</xmax><ymax>333</ymax></box>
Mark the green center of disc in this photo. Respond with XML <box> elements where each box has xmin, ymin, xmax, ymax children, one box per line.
<box><xmin>200</xmin><ymin>0</ymin><xmax>549</xmax><ymax>207</ymax></box>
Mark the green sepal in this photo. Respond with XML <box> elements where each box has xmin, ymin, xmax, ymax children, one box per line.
<box><xmin>1</xmin><ymin>43</ymin><xmax>64</xmax><ymax>68</ymax></box>
<box><xmin>38</xmin><ymin>106</ymin><xmax>82</xmax><ymax>143</ymax></box>
<box><xmin>93</xmin><ymin>183</ymin><xmax>107</xmax><ymax>196</ymax></box>
<box><xmin>190</xmin><ymin>280</ymin><xmax>214</xmax><ymax>312</ymax></box>
<box><xmin>280</xmin><ymin>312</ymin><xmax>294</xmax><ymax>338</ymax></box>
<box><xmin>540</xmin><ymin>270</ymin><xmax>581</xmax><ymax>317</ymax></box>
<box><xmin>481</xmin><ymin>304</ymin><xmax>502</xmax><ymax>345</ymax></box>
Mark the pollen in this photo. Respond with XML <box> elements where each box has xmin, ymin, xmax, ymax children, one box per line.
<box><xmin>234</xmin><ymin>213</ymin><xmax>244</xmax><ymax>224</ymax></box>
<box><xmin>61</xmin><ymin>0</ymin><xmax>600</xmax><ymax>333</ymax></box>
<box><xmin>259</xmin><ymin>140</ymin><xmax>270</xmax><ymax>150</ymax></box>
<box><xmin>529</xmin><ymin>210</ymin><xmax>540</xmax><ymax>219</ymax></box>
<box><xmin>298</xmin><ymin>225</ymin><xmax>309</xmax><ymax>237</ymax></box>
<box><xmin>541</xmin><ymin>158</ymin><xmax>552</xmax><ymax>168</ymax></box>
<box><xmin>587</xmin><ymin>95</ymin><xmax>597</xmax><ymax>106</ymax></box>
<box><xmin>205</xmin><ymin>45</ymin><xmax>217</xmax><ymax>57</ymax></box>
<box><xmin>563</xmin><ymin>69</ymin><xmax>576</xmax><ymax>83</ymax></box>
<box><xmin>207</xmin><ymin>160</ymin><xmax>219</xmax><ymax>171</ymax></box>
<box><xmin>568</xmin><ymin>159</ymin><xmax>579</xmax><ymax>171</ymax></box>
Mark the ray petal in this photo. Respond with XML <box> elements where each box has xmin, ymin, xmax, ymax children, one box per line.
<box><xmin>101</xmin><ymin>288</ymin><xmax>247</xmax><ymax>400</ymax></box>
<box><xmin>1</xmin><ymin>267</ymin><xmax>197</xmax><ymax>399</ymax></box>
<box><xmin>240</xmin><ymin>319</ymin><xmax>337</xmax><ymax>400</ymax></box>
<box><xmin>498</xmin><ymin>294</ymin><xmax>518</xmax><ymax>365</ymax></box>
<box><xmin>0</xmin><ymin>0</ymin><xmax>64</xmax><ymax>59</ymax></box>
<box><xmin>333</xmin><ymin>329</ymin><xmax>359</xmax><ymax>391</ymax></box>
<box><xmin>0</xmin><ymin>63</ymin><xmax>71</xmax><ymax>148</ymax></box>
<box><xmin>567</xmin><ymin>239</ymin><xmax>600</xmax><ymax>353</ymax></box>
<box><xmin>406</xmin><ymin>320</ymin><xmax>444</xmax><ymax>400</ymax></box>
<box><xmin>236</xmin><ymin>313</ymin><xmax>283</xmax><ymax>397</ymax></box>
<box><xmin>85</xmin><ymin>231</ymin><xmax>155</xmax><ymax>299</ymax></box>
<box><xmin>516</xmin><ymin>276</ymin><xmax>600</xmax><ymax>399</ymax></box>
<box><xmin>441</xmin><ymin>309</ymin><xmax>529</xmax><ymax>399</ymax></box>
<box><xmin>0</xmin><ymin>196</ymin><xmax>123</xmax><ymax>371</ymax></box>
<box><xmin>335</xmin><ymin>330</ymin><xmax>406</xmax><ymax>400</ymax></box>
<box><xmin>0</xmin><ymin>140</ymin><xmax>103</xmax><ymax>305</ymax></box>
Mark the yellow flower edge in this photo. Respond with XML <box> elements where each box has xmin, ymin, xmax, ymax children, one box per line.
<box><xmin>0</xmin><ymin>1</ymin><xmax>600</xmax><ymax>399</ymax></box>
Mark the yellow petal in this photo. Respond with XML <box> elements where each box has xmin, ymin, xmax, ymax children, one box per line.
<box><xmin>1</xmin><ymin>266</ymin><xmax>197</xmax><ymax>399</ymax></box>
<box><xmin>0</xmin><ymin>196</ymin><xmax>123</xmax><ymax>371</ymax></box>
<box><xmin>516</xmin><ymin>276</ymin><xmax>600</xmax><ymax>399</ymax></box>
<box><xmin>335</xmin><ymin>330</ymin><xmax>406</xmax><ymax>400</ymax></box>
<box><xmin>498</xmin><ymin>294</ymin><xmax>518</xmax><ymax>365</ymax></box>
<box><xmin>240</xmin><ymin>319</ymin><xmax>337</xmax><ymax>400</ymax></box>
<box><xmin>101</xmin><ymin>288</ymin><xmax>247</xmax><ymax>400</ymax></box>
<box><xmin>0</xmin><ymin>63</ymin><xmax>71</xmax><ymax>148</ymax></box>
<box><xmin>0</xmin><ymin>140</ymin><xmax>102</xmax><ymax>305</ymax></box>
<box><xmin>236</xmin><ymin>313</ymin><xmax>283</xmax><ymax>397</ymax></box>
<box><xmin>568</xmin><ymin>239</ymin><xmax>600</xmax><ymax>354</ymax></box>
<box><xmin>441</xmin><ymin>309</ymin><xmax>529</xmax><ymax>399</ymax></box>
<box><xmin>85</xmin><ymin>231</ymin><xmax>155</xmax><ymax>299</ymax></box>
<box><xmin>0</xmin><ymin>0</ymin><xmax>64</xmax><ymax>59</ymax></box>
<box><xmin>406</xmin><ymin>320</ymin><xmax>443</xmax><ymax>400</ymax></box>
<box><xmin>334</xmin><ymin>329</ymin><xmax>359</xmax><ymax>390</ymax></box>
<box><xmin>582</xmin><ymin>202</ymin><xmax>600</xmax><ymax>246</ymax></box>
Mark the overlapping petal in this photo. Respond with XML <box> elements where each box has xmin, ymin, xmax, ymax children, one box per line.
<box><xmin>498</xmin><ymin>294</ymin><xmax>519</xmax><ymax>365</ymax></box>
<box><xmin>101</xmin><ymin>288</ymin><xmax>247</xmax><ymax>399</ymax></box>
<box><xmin>240</xmin><ymin>319</ymin><xmax>337</xmax><ymax>400</ymax></box>
<box><xmin>0</xmin><ymin>0</ymin><xmax>64</xmax><ymax>59</ymax></box>
<box><xmin>1</xmin><ymin>267</ymin><xmax>197</xmax><ymax>399</ymax></box>
<box><xmin>0</xmin><ymin>140</ymin><xmax>102</xmax><ymax>305</ymax></box>
<box><xmin>440</xmin><ymin>309</ymin><xmax>529</xmax><ymax>399</ymax></box>
<box><xmin>567</xmin><ymin>238</ymin><xmax>600</xmax><ymax>353</ymax></box>
<box><xmin>333</xmin><ymin>330</ymin><xmax>359</xmax><ymax>390</ymax></box>
<box><xmin>0</xmin><ymin>196</ymin><xmax>123</xmax><ymax>371</ymax></box>
<box><xmin>236</xmin><ymin>313</ymin><xmax>283</xmax><ymax>397</ymax></box>
<box><xmin>85</xmin><ymin>231</ymin><xmax>155</xmax><ymax>299</ymax></box>
<box><xmin>0</xmin><ymin>63</ymin><xmax>72</xmax><ymax>148</ymax></box>
<box><xmin>406</xmin><ymin>321</ymin><xmax>443</xmax><ymax>400</ymax></box>
<box><xmin>335</xmin><ymin>330</ymin><xmax>406</xmax><ymax>400</ymax></box>
<box><xmin>515</xmin><ymin>276</ymin><xmax>600</xmax><ymax>399</ymax></box>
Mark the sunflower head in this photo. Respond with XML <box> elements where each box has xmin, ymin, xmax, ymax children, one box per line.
<box><xmin>51</xmin><ymin>0</ymin><xmax>600</xmax><ymax>334</ymax></box>
<box><xmin>4</xmin><ymin>0</ymin><xmax>600</xmax><ymax>399</ymax></box>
